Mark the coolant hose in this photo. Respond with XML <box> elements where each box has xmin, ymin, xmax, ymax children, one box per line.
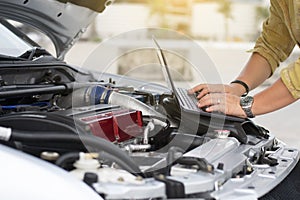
<box><xmin>7</xmin><ymin>130</ymin><xmax>143</xmax><ymax>176</ymax></box>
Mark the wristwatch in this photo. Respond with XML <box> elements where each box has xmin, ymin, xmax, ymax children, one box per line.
<box><xmin>240</xmin><ymin>96</ymin><xmax>255</xmax><ymax>118</ymax></box>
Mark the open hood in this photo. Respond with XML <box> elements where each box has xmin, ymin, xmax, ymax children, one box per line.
<box><xmin>0</xmin><ymin>0</ymin><xmax>111</xmax><ymax>59</ymax></box>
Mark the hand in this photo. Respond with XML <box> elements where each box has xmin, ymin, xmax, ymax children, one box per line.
<box><xmin>197</xmin><ymin>93</ymin><xmax>247</xmax><ymax>118</ymax></box>
<box><xmin>188</xmin><ymin>83</ymin><xmax>247</xmax><ymax>99</ymax></box>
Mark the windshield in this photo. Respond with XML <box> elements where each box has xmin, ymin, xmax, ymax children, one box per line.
<box><xmin>0</xmin><ymin>22</ymin><xmax>33</xmax><ymax>57</ymax></box>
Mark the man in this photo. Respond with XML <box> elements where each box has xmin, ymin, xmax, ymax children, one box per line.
<box><xmin>189</xmin><ymin>1</ymin><xmax>300</xmax><ymax>198</ymax></box>
<box><xmin>189</xmin><ymin>0</ymin><xmax>299</xmax><ymax>119</ymax></box>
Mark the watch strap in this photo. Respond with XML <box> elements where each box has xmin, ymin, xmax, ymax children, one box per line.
<box><xmin>231</xmin><ymin>80</ymin><xmax>249</xmax><ymax>97</ymax></box>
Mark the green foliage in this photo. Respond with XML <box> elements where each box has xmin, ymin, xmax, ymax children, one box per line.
<box><xmin>147</xmin><ymin>0</ymin><xmax>167</xmax><ymax>17</ymax></box>
<box><xmin>215</xmin><ymin>0</ymin><xmax>233</xmax><ymax>40</ymax></box>
<box><xmin>256</xmin><ymin>6</ymin><xmax>269</xmax><ymax>22</ymax></box>
<box><xmin>216</xmin><ymin>0</ymin><xmax>233</xmax><ymax>19</ymax></box>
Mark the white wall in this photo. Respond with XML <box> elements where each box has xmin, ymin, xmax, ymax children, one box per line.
<box><xmin>191</xmin><ymin>3</ymin><xmax>224</xmax><ymax>40</ymax></box>
<box><xmin>95</xmin><ymin>3</ymin><xmax>149</xmax><ymax>38</ymax></box>
<box><xmin>91</xmin><ymin>2</ymin><xmax>260</xmax><ymax>41</ymax></box>
<box><xmin>191</xmin><ymin>2</ymin><xmax>260</xmax><ymax>41</ymax></box>
<box><xmin>94</xmin><ymin>2</ymin><xmax>263</xmax><ymax>41</ymax></box>
<box><xmin>229</xmin><ymin>3</ymin><xmax>260</xmax><ymax>40</ymax></box>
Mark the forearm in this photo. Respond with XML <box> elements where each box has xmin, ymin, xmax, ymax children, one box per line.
<box><xmin>251</xmin><ymin>78</ymin><xmax>298</xmax><ymax>116</ymax></box>
<box><xmin>230</xmin><ymin>53</ymin><xmax>272</xmax><ymax>96</ymax></box>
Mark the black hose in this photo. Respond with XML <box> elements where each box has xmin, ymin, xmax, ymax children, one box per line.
<box><xmin>10</xmin><ymin>131</ymin><xmax>143</xmax><ymax>176</ymax></box>
<box><xmin>0</xmin><ymin>85</ymin><xmax>67</xmax><ymax>98</ymax></box>
<box><xmin>55</xmin><ymin>152</ymin><xmax>80</xmax><ymax>170</ymax></box>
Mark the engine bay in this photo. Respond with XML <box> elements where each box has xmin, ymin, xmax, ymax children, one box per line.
<box><xmin>0</xmin><ymin>64</ymin><xmax>299</xmax><ymax>199</ymax></box>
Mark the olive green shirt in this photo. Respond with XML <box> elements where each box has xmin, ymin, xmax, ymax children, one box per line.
<box><xmin>252</xmin><ymin>0</ymin><xmax>300</xmax><ymax>98</ymax></box>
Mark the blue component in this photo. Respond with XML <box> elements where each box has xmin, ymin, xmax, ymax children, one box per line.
<box><xmin>90</xmin><ymin>86</ymin><xmax>112</xmax><ymax>105</ymax></box>
<box><xmin>1</xmin><ymin>106</ymin><xmax>17</xmax><ymax>110</ymax></box>
<box><xmin>104</xmin><ymin>89</ymin><xmax>112</xmax><ymax>104</ymax></box>
<box><xmin>1</xmin><ymin>102</ymin><xmax>50</xmax><ymax>110</ymax></box>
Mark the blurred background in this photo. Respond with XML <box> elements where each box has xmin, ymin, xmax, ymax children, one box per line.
<box><xmin>66</xmin><ymin>0</ymin><xmax>278</xmax><ymax>84</ymax></box>
<box><xmin>65</xmin><ymin>0</ymin><xmax>279</xmax><ymax>82</ymax></box>
<box><xmin>82</xmin><ymin>0</ymin><xmax>269</xmax><ymax>42</ymax></box>
<box><xmin>25</xmin><ymin>0</ymin><xmax>300</xmax><ymax>148</ymax></box>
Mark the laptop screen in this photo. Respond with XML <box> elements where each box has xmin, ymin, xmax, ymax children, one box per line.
<box><xmin>152</xmin><ymin>36</ymin><xmax>177</xmax><ymax>97</ymax></box>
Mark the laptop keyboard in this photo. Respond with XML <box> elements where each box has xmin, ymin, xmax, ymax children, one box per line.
<box><xmin>176</xmin><ymin>88</ymin><xmax>200</xmax><ymax>111</ymax></box>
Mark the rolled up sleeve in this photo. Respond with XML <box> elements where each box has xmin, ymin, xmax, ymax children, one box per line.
<box><xmin>251</xmin><ymin>0</ymin><xmax>296</xmax><ymax>74</ymax></box>
<box><xmin>281</xmin><ymin>58</ymin><xmax>300</xmax><ymax>99</ymax></box>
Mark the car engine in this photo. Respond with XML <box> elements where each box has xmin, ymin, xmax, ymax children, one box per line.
<box><xmin>0</xmin><ymin>63</ymin><xmax>298</xmax><ymax>200</ymax></box>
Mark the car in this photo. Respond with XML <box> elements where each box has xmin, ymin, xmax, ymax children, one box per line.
<box><xmin>0</xmin><ymin>0</ymin><xmax>299</xmax><ymax>200</ymax></box>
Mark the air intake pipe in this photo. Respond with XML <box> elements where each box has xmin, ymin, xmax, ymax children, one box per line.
<box><xmin>63</xmin><ymin>85</ymin><xmax>166</xmax><ymax>119</ymax></box>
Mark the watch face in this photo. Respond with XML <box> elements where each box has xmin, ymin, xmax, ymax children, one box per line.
<box><xmin>241</xmin><ymin>96</ymin><xmax>253</xmax><ymax>106</ymax></box>
<box><xmin>240</xmin><ymin>96</ymin><xmax>255</xmax><ymax>118</ymax></box>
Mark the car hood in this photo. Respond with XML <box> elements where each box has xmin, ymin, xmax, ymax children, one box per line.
<box><xmin>0</xmin><ymin>0</ymin><xmax>111</xmax><ymax>59</ymax></box>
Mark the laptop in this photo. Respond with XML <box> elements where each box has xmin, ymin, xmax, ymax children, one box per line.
<box><xmin>152</xmin><ymin>36</ymin><xmax>243</xmax><ymax>122</ymax></box>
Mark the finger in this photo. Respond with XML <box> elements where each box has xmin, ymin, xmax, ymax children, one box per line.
<box><xmin>205</xmin><ymin>104</ymin><xmax>226</xmax><ymax>113</ymax></box>
<box><xmin>196</xmin><ymin>84</ymin><xmax>227</xmax><ymax>98</ymax></box>
<box><xmin>188</xmin><ymin>84</ymin><xmax>207</xmax><ymax>94</ymax></box>
<box><xmin>198</xmin><ymin>93</ymin><xmax>225</xmax><ymax>107</ymax></box>
<box><xmin>197</xmin><ymin>94</ymin><xmax>211</xmax><ymax>108</ymax></box>
<box><xmin>204</xmin><ymin>95</ymin><xmax>247</xmax><ymax>118</ymax></box>
<box><xmin>198</xmin><ymin>94</ymin><xmax>217</xmax><ymax>108</ymax></box>
<box><xmin>202</xmin><ymin>94</ymin><xmax>227</xmax><ymax>112</ymax></box>
<box><xmin>197</xmin><ymin>87</ymin><xmax>210</xmax><ymax>99</ymax></box>
<box><xmin>209</xmin><ymin>84</ymin><xmax>227</xmax><ymax>93</ymax></box>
